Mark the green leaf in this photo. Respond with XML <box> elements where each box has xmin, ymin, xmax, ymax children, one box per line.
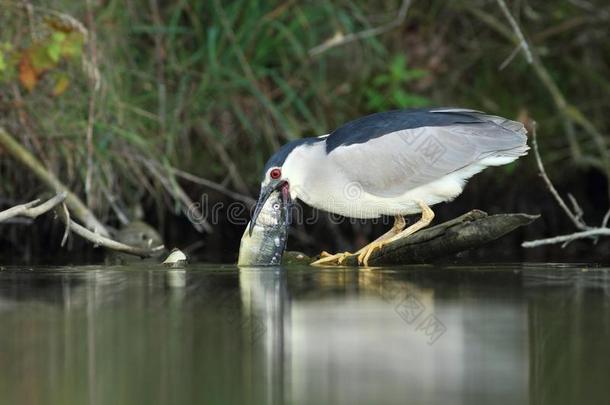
<box><xmin>372</xmin><ymin>74</ymin><xmax>390</xmax><ymax>87</ymax></box>
<box><xmin>364</xmin><ymin>89</ymin><xmax>387</xmax><ymax>110</ymax></box>
<box><xmin>0</xmin><ymin>51</ymin><xmax>5</xmax><ymax>72</ymax></box>
<box><xmin>401</xmin><ymin>68</ymin><xmax>428</xmax><ymax>82</ymax></box>
<box><xmin>60</xmin><ymin>32</ymin><xmax>84</xmax><ymax>58</ymax></box>
<box><xmin>30</xmin><ymin>46</ymin><xmax>55</xmax><ymax>71</ymax></box>
<box><xmin>51</xmin><ymin>31</ymin><xmax>67</xmax><ymax>43</ymax></box>
<box><xmin>47</xmin><ymin>32</ymin><xmax>68</xmax><ymax>62</ymax></box>
<box><xmin>47</xmin><ymin>42</ymin><xmax>62</xmax><ymax>63</ymax></box>
<box><xmin>389</xmin><ymin>54</ymin><xmax>407</xmax><ymax>80</ymax></box>
<box><xmin>393</xmin><ymin>90</ymin><xmax>429</xmax><ymax>108</ymax></box>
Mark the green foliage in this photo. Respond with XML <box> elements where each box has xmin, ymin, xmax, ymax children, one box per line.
<box><xmin>0</xmin><ymin>42</ymin><xmax>15</xmax><ymax>82</ymax></box>
<box><xmin>364</xmin><ymin>54</ymin><xmax>429</xmax><ymax>111</ymax></box>
<box><xmin>0</xmin><ymin>17</ymin><xmax>83</xmax><ymax>92</ymax></box>
<box><xmin>0</xmin><ymin>0</ymin><xmax>608</xmax><ymax>229</ymax></box>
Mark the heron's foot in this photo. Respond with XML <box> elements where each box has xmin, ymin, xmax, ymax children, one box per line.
<box><xmin>357</xmin><ymin>240</ymin><xmax>388</xmax><ymax>267</ymax></box>
<box><xmin>311</xmin><ymin>251</ymin><xmax>353</xmax><ymax>266</ymax></box>
<box><xmin>357</xmin><ymin>201</ymin><xmax>435</xmax><ymax>267</ymax></box>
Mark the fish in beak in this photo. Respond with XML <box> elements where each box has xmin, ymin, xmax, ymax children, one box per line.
<box><xmin>238</xmin><ymin>188</ymin><xmax>291</xmax><ymax>266</ymax></box>
<box><xmin>249</xmin><ymin>180</ymin><xmax>291</xmax><ymax>236</ymax></box>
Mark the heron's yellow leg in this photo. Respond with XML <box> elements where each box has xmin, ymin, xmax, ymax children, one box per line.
<box><xmin>358</xmin><ymin>201</ymin><xmax>435</xmax><ymax>267</ymax></box>
<box><xmin>312</xmin><ymin>215</ymin><xmax>406</xmax><ymax>266</ymax></box>
<box><xmin>351</xmin><ymin>215</ymin><xmax>406</xmax><ymax>265</ymax></box>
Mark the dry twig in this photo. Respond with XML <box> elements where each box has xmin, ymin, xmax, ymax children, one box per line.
<box><xmin>169</xmin><ymin>167</ymin><xmax>256</xmax><ymax>205</ymax></box>
<box><xmin>530</xmin><ymin>123</ymin><xmax>589</xmax><ymax>231</ymax></box>
<box><xmin>0</xmin><ymin>191</ymin><xmax>164</xmax><ymax>257</ymax></box>
<box><xmin>138</xmin><ymin>156</ymin><xmax>213</xmax><ymax>233</ymax></box>
<box><xmin>54</xmin><ymin>206</ymin><xmax>164</xmax><ymax>257</ymax></box>
<box><xmin>0</xmin><ymin>127</ymin><xmax>110</xmax><ymax>236</ymax></box>
<box><xmin>309</xmin><ymin>0</ymin><xmax>412</xmax><ymax>56</ymax></box>
<box><xmin>522</xmin><ymin>125</ymin><xmax>610</xmax><ymax>248</ymax></box>
<box><xmin>466</xmin><ymin>3</ymin><xmax>610</xmax><ymax>191</ymax></box>
<box><xmin>0</xmin><ymin>192</ymin><xmax>67</xmax><ymax>223</ymax></box>
<box><xmin>496</xmin><ymin>0</ymin><xmax>533</xmax><ymax>64</ymax></box>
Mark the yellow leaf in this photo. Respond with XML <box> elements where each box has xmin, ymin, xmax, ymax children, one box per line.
<box><xmin>18</xmin><ymin>55</ymin><xmax>37</xmax><ymax>91</ymax></box>
<box><xmin>52</xmin><ymin>75</ymin><xmax>70</xmax><ymax>96</ymax></box>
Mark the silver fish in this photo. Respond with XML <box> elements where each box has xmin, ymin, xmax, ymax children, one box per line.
<box><xmin>238</xmin><ymin>190</ymin><xmax>288</xmax><ymax>266</ymax></box>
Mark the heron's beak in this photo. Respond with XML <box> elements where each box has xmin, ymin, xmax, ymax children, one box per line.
<box><xmin>249</xmin><ymin>180</ymin><xmax>290</xmax><ymax>236</ymax></box>
<box><xmin>280</xmin><ymin>181</ymin><xmax>292</xmax><ymax>227</ymax></box>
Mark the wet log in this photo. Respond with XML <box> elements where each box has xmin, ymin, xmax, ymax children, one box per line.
<box><xmin>284</xmin><ymin>210</ymin><xmax>539</xmax><ymax>266</ymax></box>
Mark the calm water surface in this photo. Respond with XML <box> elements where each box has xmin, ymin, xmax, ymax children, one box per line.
<box><xmin>0</xmin><ymin>263</ymin><xmax>609</xmax><ymax>405</ymax></box>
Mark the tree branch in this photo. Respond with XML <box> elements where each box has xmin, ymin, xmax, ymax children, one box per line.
<box><xmin>523</xmin><ymin>125</ymin><xmax>610</xmax><ymax>248</ymax></box>
<box><xmin>0</xmin><ymin>126</ymin><xmax>110</xmax><ymax>236</ymax></box>
<box><xmin>466</xmin><ymin>4</ymin><xmax>610</xmax><ymax>190</ymax></box>
<box><xmin>530</xmin><ymin>123</ymin><xmax>589</xmax><ymax>230</ymax></box>
<box><xmin>495</xmin><ymin>0</ymin><xmax>533</xmax><ymax>64</ymax></box>
<box><xmin>522</xmin><ymin>228</ymin><xmax>610</xmax><ymax>248</ymax></box>
<box><xmin>54</xmin><ymin>206</ymin><xmax>165</xmax><ymax>257</ymax></box>
<box><xmin>0</xmin><ymin>192</ymin><xmax>67</xmax><ymax>223</ymax></box>
<box><xmin>309</xmin><ymin>0</ymin><xmax>412</xmax><ymax>56</ymax></box>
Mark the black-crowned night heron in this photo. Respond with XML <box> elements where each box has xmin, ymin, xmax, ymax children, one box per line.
<box><xmin>250</xmin><ymin>108</ymin><xmax>528</xmax><ymax>266</ymax></box>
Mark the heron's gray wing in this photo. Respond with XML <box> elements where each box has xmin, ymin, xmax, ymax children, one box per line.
<box><xmin>325</xmin><ymin>108</ymin><xmax>486</xmax><ymax>153</ymax></box>
<box><xmin>326</xmin><ymin>116</ymin><xmax>528</xmax><ymax>197</ymax></box>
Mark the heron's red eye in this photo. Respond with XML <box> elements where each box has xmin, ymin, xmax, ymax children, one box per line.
<box><xmin>270</xmin><ymin>168</ymin><xmax>281</xmax><ymax>179</ymax></box>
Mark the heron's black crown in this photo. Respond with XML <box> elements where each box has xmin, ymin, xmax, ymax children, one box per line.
<box><xmin>262</xmin><ymin>137</ymin><xmax>322</xmax><ymax>175</ymax></box>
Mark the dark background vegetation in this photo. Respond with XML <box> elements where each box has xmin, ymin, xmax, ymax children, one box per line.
<box><xmin>1</xmin><ymin>0</ymin><xmax>609</xmax><ymax>264</ymax></box>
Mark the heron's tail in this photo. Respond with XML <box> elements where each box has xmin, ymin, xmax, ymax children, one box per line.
<box><xmin>477</xmin><ymin>113</ymin><xmax>529</xmax><ymax>165</ymax></box>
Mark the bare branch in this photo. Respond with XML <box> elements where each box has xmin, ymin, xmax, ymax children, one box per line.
<box><xmin>532</xmin><ymin>122</ymin><xmax>589</xmax><ymax>230</ymax></box>
<box><xmin>170</xmin><ymin>167</ymin><xmax>256</xmax><ymax>205</ymax></box>
<box><xmin>309</xmin><ymin>0</ymin><xmax>412</xmax><ymax>56</ymax></box>
<box><xmin>0</xmin><ymin>127</ymin><xmax>110</xmax><ymax>236</ymax></box>
<box><xmin>54</xmin><ymin>207</ymin><xmax>164</xmax><ymax>258</ymax></box>
<box><xmin>0</xmin><ymin>192</ymin><xmax>67</xmax><ymax>223</ymax></box>
<box><xmin>495</xmin><ymin>0</ymin><xmax>533</xmax><ymax>64</ymax></box>
<box><xmin>467</xmin><ymin>4</ymin><xmax>610</xmax><ymax>190</ymax></box>
<box><xmin>567</xmin><ymin>193</ymin><xmax>585</xmax><ymax>222</ymax></box>
<box><xmin>522</xmin><ymin>228</ymin><xmax>610</xmax><ymax>248</ymax></box>
<box><xmin>60</xmin><ymin>202</ymin><xmax>71</xmax><ymax>247</ymax></box>
<box><xmin>138</xmin><ymin>156</ymin><xmax>213</xmax><ymax>233</ymax></box>
<box><xmin>602</xmin><ymin>208</ymin><xmax>610</xmax><ymax>228</ymax></box>
<box><xmin>523</xmin><ymin>124</ymin><xmax>610</xmax><ymax>249</ymax></box>
<box><xmin>498</xmin><ymin>43</ymin><xmax>522</xmax><ymax>71</ymax></box>
<box><xmin>531</xmin><ymin>123</ymin><xmax>589</xmax><ymax>230</ymax></box>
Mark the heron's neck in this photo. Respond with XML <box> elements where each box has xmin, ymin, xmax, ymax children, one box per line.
<box><xmin>282</xmin><ymin>139</ymin><xmax>344</xmax><ymax>206</ymax></box>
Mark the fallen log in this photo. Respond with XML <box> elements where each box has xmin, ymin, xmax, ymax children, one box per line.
<box><xmin>283</xmin><ymin>210</ymin><xmax>539</xmax><ymax>266</ymax></box>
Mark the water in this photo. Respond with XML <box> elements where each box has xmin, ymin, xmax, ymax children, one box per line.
<box><xmin>0</xmin><ymin>264</ymin><xmax>609</xmax><ymax>405</ymax></box>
